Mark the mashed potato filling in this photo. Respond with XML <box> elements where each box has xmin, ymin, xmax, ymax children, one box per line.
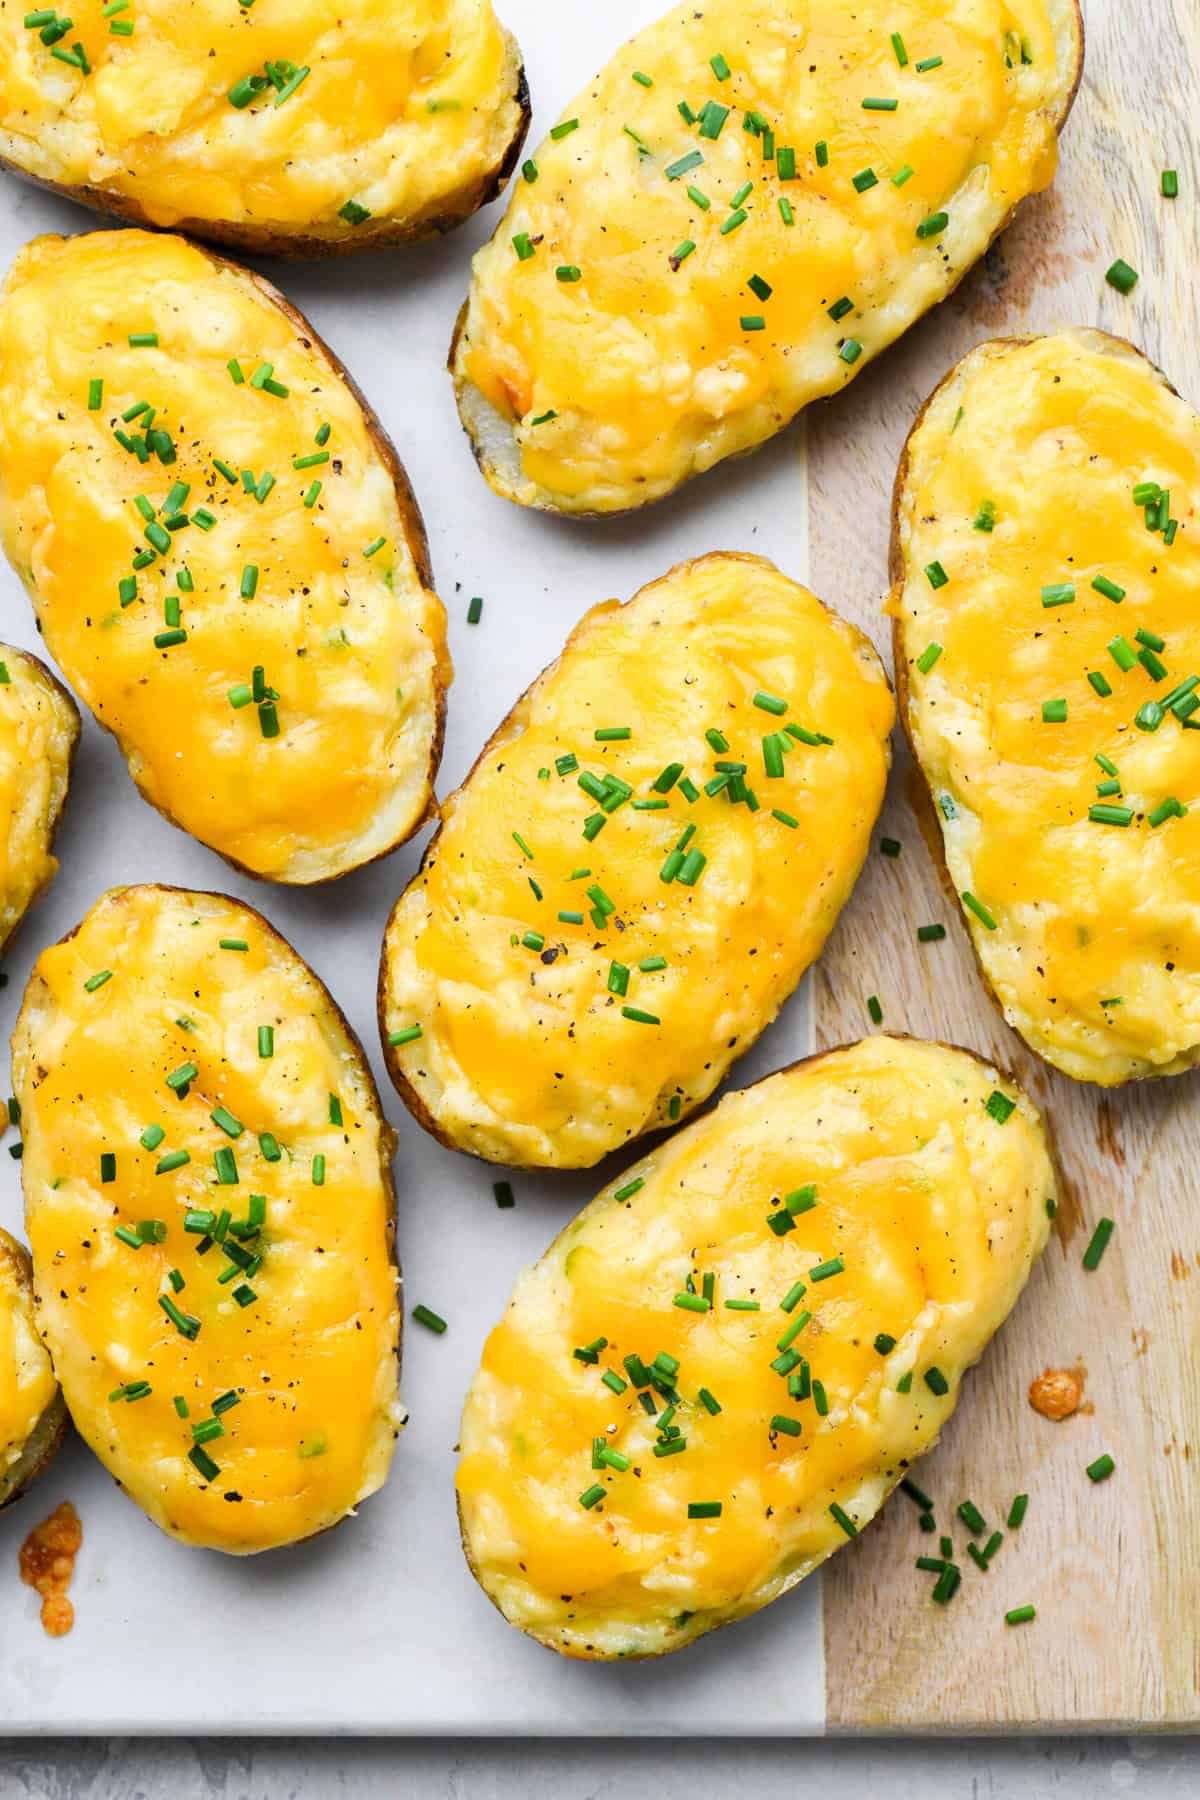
<box><xmin>0</xmin><ymin>0</ymin><xmax>524</xmax><ymax>245</ymax></box>
<box><xmin>894</xmin><ymin>330</ymin><xmax>1200</xmax><ymax>1084</ymax></box>
<box><xmin>13</xmin><ymin>885</ymin><xmax>402</xmax><ymax>1554</ymax></box>
<box><xmin>455</xmin><ymin>0</ymin><xmax>1073</xmax><ymax>511</ymax></box>
<box><xmin>0</xmin><ymin>231</ymin><xmax>448</xmax><ymax>882</ymax></box>
<box><xmin>458</xmin><ymin>1036</ymin><xmax>1054</xmax><ymax>1658</ymax></box>
<box><xmin>381</xmin><ymin>553</ymin><xmax>893</xmax><ymax>1167</ymax></box>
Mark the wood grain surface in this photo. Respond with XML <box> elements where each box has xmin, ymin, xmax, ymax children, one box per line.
<box><xmin>813</xmin><ymin>0</ymin><xmax>1200</xmax><ymax>1730</ymax></box>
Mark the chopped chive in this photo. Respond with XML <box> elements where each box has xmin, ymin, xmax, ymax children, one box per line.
<box><xmin>985</xmin><ymin>1089</ymin><xmax>1016</xmax><ymax>1124</ymax></box>
<box><xmin>874</xmin><ymin>1333</ymin><xmax>896</xmax><ymax>1355</ymax></box>
<box><xmin>1086</xmin><ymin>1452</ymin><xmax>1115</xmax><ymax>1483</ymax></box>
<box><xmin>829</xmin><ymin>1502</ymin><xmax>858</xmax><ymax>1538</ymax></box>
<box><xmin>917</xmin><ymin>923</ymin><xmax>946</xmax><ymax>943</ymax></box>
<box><xmin>917</xmin><ymin>641</ymin><xmax>942</xmax><ymax>674</ymax></box>
<box><xmin>1089</xmin><ymin>803</ymin><xmax>1134</xmax><ymax>826</ymax></box>
<box><xmin>924</xmin><ymin>561</ymin><xmax>948</xmax><ymax>590</ymax></box>
<box><xmin>1006</xmin><ymin>1604</ymin><xmax>1036</xmax><ymax>1625</ymax></box>
<box><xmin>891</xmin><ymin>31</ymin><xmax>908</xmax><ymax>65</ymax></box>
<box><xmin>852</xmin><ymin>167</ymin><xmax>878</xmax><ymax>192</ymax></box>
<box><xmin>924</xmin><ymin>1366</ymin><xmax>950</xmax><ymax>1396</ymax></box>
<box><xmin>916</xmin><ymin>211</ymin><xmax>949</xmax><ymax>239</ymax></box>
<box><xmin>1007</xmin><ymin>1492</ymin><xmax>1029</xmax><ymax>1529</ymax></box>
<box><xmin>891</xmin><ymin>163</ymin><xmax>914</xmax><ymax>186</ymax></box>
<box><xmin>412</xmin><ymin>1304</ymin><xmax>447</xmax><ymax>1335</ymax></box>
<box><xmin>550</xmin><ymin>118</ymin><xmax>579</xmax><ymax>139</ymax></box>
<box><xmin>961</xmin><ymin>891</ymin><xmax>998</xmax><ymax>931</ymax></box>
<box><xmin>1162</xmin><ymin>169</ymin><xmax>1179</xmax><ymax>199</ymax></box>
<box><xmin>1082</xmin><ymin>1217</ymin><xmax>1114</xmax><ymax>1270</ymax></box>
<box><xmin>914</xmin><ymin>54</ymin><xmax>943</xmax><ymax>71</ymax></box>
<box><xmin>1105</xmin><ymin>258</ymin><xmax>1139</xmax><ymax>294</ymax></box>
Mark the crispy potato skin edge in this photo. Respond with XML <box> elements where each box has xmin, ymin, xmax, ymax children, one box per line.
<box><xmin>0</xmin><ymin>62</ymin><xmax>531</xmax><ymax>259</ymax></box>
<box><xmin>0</xmin><ymin>1229</ymin><xmax>68</xmax><ymax>1511</ymax></box>
<box><xmin>0</xmin><ymin>645</ymin><xmax>79</xmax><ymax>959</ymax></box>
<box><xmin>454</xmin><ymin>1031</ymin><xmax>1059</xmax><ymax>1659</ymax></box>
<box><xmin>890</xmin><ymin>325</ymin><xmax>1186</xmax><ymax>1085</ymax></box>
<box><xmin>376</xmin><ymin>549</ymin><xmax>893</xmax><ymax>1166</ymax></box>
<box><xmin>449</xmin><ymin>0</ymin><xmax>1085</xmax><ymax>517</ymax></box>
<box><xmin>15</xmin><ymin>882</ymin><xmax>403</xmax><ymax>1551</ymax></box>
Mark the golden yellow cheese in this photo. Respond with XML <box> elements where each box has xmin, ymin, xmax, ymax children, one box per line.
<box><xmin>452</xmin><ymin>0</ymin><xmax>1082</xmax><ymax>513</ymax></box>
<box><xmin>0</xmin><ymin>643</ymin><xmax>78</xmax><ymax>954</ymax></box>
<box><xmin>0</xmin><ymin>0</ymin><xmax>528</xmax><ymax>253</ymax></box>
<box><xmin>893</xmin><ymin>330</ymin><xmax>1200</xmax><ymax>1084</ymax></box>
<box><xmin>13</xmin><ymin>885</ymin><xmax>403</xmax><ymax>1553</ymax></box>
<box><xmin>0</xmin><ymin>231</ymin><xmax>450</xmax><ymax>884</ymax></box>
<box><xmin>458</xmin><ymin>1034</ymin><xmax>1054</xmax><ymax>1658</ymax></box>
<box><xmin>0</xmin><ymin>1227</ymin><xmax>62</xmax><ymax>1510</ymax></box>
<box><xmin>380</xmin><ymin>553</ymin><xmax>894</xmax><ymax>1168</ymax></box>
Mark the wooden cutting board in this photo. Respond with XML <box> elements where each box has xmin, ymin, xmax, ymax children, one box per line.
<box><xmin>812</xmin><ymin>0</ymin><xmax>1200</xmax><ymax>1731</ymax></box>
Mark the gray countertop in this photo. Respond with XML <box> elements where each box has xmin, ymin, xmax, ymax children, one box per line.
<box><xmin>1</xmin><ymin>1738</ymin><xmax>1198</xmax><ymax>1798</ymax></box>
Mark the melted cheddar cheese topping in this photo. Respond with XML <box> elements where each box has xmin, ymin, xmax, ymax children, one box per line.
<box><xmin>0</xmin><ymin>644</ymin><xmax>78</xmax><ymax>953</ymax></box>
<box><xmin>454</xmin><ymin>0</ymin><xmax>1075</xmax><ymax>512</ymax></box>
<box><xmin>0</xmin><ymin>1230</ymin><xmax>58</xmax><ymax>1495</ymax></box>
<box><xmin>381</xmin><ymin>554</ymin><xmax>893</xmax><ymax>1168</ymax></box>
<box><xmin>0</xmin><ymin>232</ymin><xmax>448</xmax><ymax>883</ymax></box>
<box><xmin>0</xmin><ymin>0</ymin><xmax>524</xmax><ymax>246</ymax></box>
<box><xmin>458</xmin><ymin>1035</ymin><xmax>1054</xmax><ymax>1658</ymax></box>
<box><xmin>894</xmin><ymin>330</ymin><xmax>1200</xmax><ymax>1084</ymax></box>
<box><xmin>13</xmin><ymin>885</ymin><xmax>402</xmax><ymax>1554</ymax></box>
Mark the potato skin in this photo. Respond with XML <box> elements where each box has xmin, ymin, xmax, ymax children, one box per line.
<box><xmin>0</xmin><ymin>9</ymin><xmax>530</xmax><ymax>258</ymax></box>
<box><xmin>0</xmin><ymin>231</ymin><xmax>450</xmax><ymax>886</ymax></box>
<box><xmin>0</xmin><ymin>1229</ymin><xmax>67</xmax><ymax>1513</ymax></box>
<box><xmin>891</xmin><ymin>328</ymin><xmax>1200</xmax><ymax>1084</ymax></box>
<box><xmin>456</xmin><ymin>1034</ymin><xmax>1055</xmax><ymax>1658</ymax></box>
<box><xmin>14</xmin><ymin>884</ymin><xmax>403</xmax><ymax>1554</ymax></box>
<box><xmin>0</xmin><ymin>644</ymin><xmax>80</xmax><ymax>957</ymax></box>
<box><xmin>379</xmin><ymin>551</ymin><xmax>894</xmax><ymax>1168</ymax></box>
<box><xmin>451</xmin><ymin>0</ymin><xmax>1084</xmax><ymax>516</ymax></box>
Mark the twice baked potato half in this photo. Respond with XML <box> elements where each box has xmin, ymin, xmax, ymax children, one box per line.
<box><xmin>0</xmin><ymin>643</ymin><xmax>79</xmax><ymax>956</ymax></box>
<box><xmin>0</xmin><ymin>1</ymin><xmax>529</xmax><ymax>257</ymax></box>
<box><xmin>893</xmin><ymin>330</ymin><xmax>1200</xmax><ymax>1084</ymax></box>
<box><xmin>451</xmin><ymin>0</ymin><xmax>1083</xmax><ymax>514</ymax></box>
<box><xmin>12</xmin><ymin>884</ymin><xmax>403</xmax><ymax>1554</ymax></box>
<box><xmin>380</xmin><ymin>552</ymin><xmax>894</xmax><ymax>1168</ymax></box>
<box><xmin>0</xmin><ymin>231</ymin><xmax>450</xmax><ymax>885</ymax></box>
<box><xmin>458</xmin><ymin>1034</ymin><xmax>1055</xmax><ymax>1658</ymax></box>
<box><xmin>0</xmin><ymin>1228</ymin><xmax>67</xmax><ymax>1511</ymax></box>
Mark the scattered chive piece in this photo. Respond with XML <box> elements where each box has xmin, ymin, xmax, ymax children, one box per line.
<box><xmin>958</xmin><ymin>1500</ymin><xmax>986</xmax><ymax>1535</ymax></box>
<box><xmin>815</xmin><ymin>139</ymin><xmax>828</xmax><ymax>166</ymax></box>
<box><xmin>880</xmin><ymin>837</ymin><xmax>901</xmax><ymax>857</ymax></box>
<box><xmin>925</xmin><ymin>561</ymin><xmax>948</xmax><ymax>590</ymax></box>
<box><xmin>852</xmin><ymin>167</ymin><xmax>878</xmax><ymax>193</ymax></box>
<box><xmin>839</xmin><ymin>338</ymin><xmax>862</xmax><ymax>365</ymax></box>
<box><xmin>1092</xmin><ymin>574</ymin><xmax>1125</xmax><ymax>602</ymax></box>
<box><xmin>1007</xmin><ymin>1493</ymin><xmax>1029</xmax><ymax>1529</ymax></box>
<box><xmin>874</xmin><ymin>1333</ymin><xmax>896</xmax><ymax>1355</ymax></box>
<box><xmin>87</xmin><ymin>377</ymin><xmax>103</xmax><ymax>410</ymax></box>
<box><xmin>550</xmin><ymin>118</ymin><xmax>579</xmax><ymax>140</ymax></box>
<box><xmin>1162</xmin><ymin>169</ymin><xmax>1179</xmax><ymax>199</ymax></box>
<box><xmin>985</xmin><ymin>1090</ymin><xmax>1016</xmax><ymax>1124</ymax></box>
<box><xmin>891</xmin><ymin>31</ymin><xmax>908</xmax><ymax>64</ymax></box>
<box><xmin>412</xmin><ymin>1304</ymin><xmax>447</xmax><ymax>1335</ymax></box>
<box><xmin>1041</xmin><ymin>582</ymin><xmax>1074</xmax><ymax>608</ymax></box>
<box><xmin>829</xmin><ymin>1502</ymin><xmax>858</xmax><ymax>1538</ymax></box>
<box><xmin>1089</xmin><ymin>803</ymin><xmax>1134</xmax><ymax>826</ymax></box>
<box><xmin>862</xmin><ymin>97</ymin><xmax>899</xmax><ymax>112</ymax></box>
<box><xmin>917</xmin><ymin>641</ymin><xmax>942</xmax><ymax>674</ymax></box>
<box><xmin>1082</xmin><ymin>1217</ymin><xmax>1114</xmax><ymax>1270</ymax></box>
<box><xmin>1006</xmin><ymin>1604</ymin><xmax>1036</xmax><ymax>1625</ymax></box>
<box><xmin>770</xmin><ymin>1414</ymin><xmax>802</xmax><ymax>1437</ymax></box>
<box><xmin>961</xmin><ymin>891</ymin><xmax>997</xmax><ymax>931</ymax></box>
<box><xmin>891</xmin><ymin>164</ymin><xmax>914</xmax><ymax>186</ymax></box>
<box><xmin>867</xmin><ymin>994</ymin><xmax>883</xmax><ymax>1025</ymax></box>
<box><xmin>924</xmin><ymin>1366</ymin><xmax>950</xmax><ymax>1396</ymax></box>
<box><xmin>914</xmin><ymin>54</ymin><xmax>943</xmax><ymax>71</ymax></box>
<box><xmin>808</xmin><ymin>1256</ymin><xmax>844</xmax><ymax>1282</ymax></box>
<box><xmin>1042</xmin><ymin>698</ymin><xmax>1067</xmax><ymax>724</ymax></box>
<box><xmin>916</xmin><ymin>211</ymin><xmax>949</xmax><ymax>239</ymax></box>
<box><xmin>917</xmin><ymin>923</ymin><xmax>946</xmax><ymax>943</ymax></box>
<box><xmin>579</xmin><ymin>1483</ymin><xmax>606</xmax><ymax>1510</ymax></box>
<box><xmin>1086</xmin><ymin>1452</ymin><xmax>1115</xmax><ymax>1483</ymax></box>
<box><xmin>1105</xmin><ymin>258</ymin><xmax>1139</xmax><ymax>295</ymax></box>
